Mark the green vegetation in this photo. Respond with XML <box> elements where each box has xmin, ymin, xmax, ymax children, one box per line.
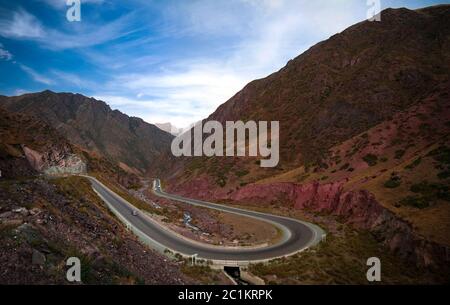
<box><xmin>53</xmin><ymin>176</ymin><xmax>95</xmax><ymax>202</ymax></box>
<box><xmin>363</xmin><ymin>154</ymin><xmax>378</xmax><ymax>166</ymax></box>
<box><xmin>391</xmin><ymin>138</ymin><xmax>404</xmax><ymax>146</ymax></box>
<box><xmin>187</xmin><ymin>157</ymin><xmax>204</xmax><ymax>172</ymax></box>
<box><xmin>235</xmin><ymin>169</ymin><xmax>249</xmax><ymax>177</ymax></box>
<box><xmin>437</xmin><ymin>171</ymin><xmax>450</xmax><ymax>180</ymax></box>
<box><xmin>428</xmin><ymin>146</ymin><xmax>450</xmax><ymax>165</ymax></box>
<box><xmin>399</xmin><ymin>196</ymin><xmax>429</xmax><ymax>209</ymax></box>
<box><xmin>399</xmin><ymin>181</ymin><xmax>450</xmax><ymax>209</ymax></box>
<box><xmin>250</xmin><ymin>229</ymin><xmax>431</xmax><ymax>284</ymax></box>
<box><xmin>405</xmin><ymin>157</ymin><xmax>422</xmax><ymax>170</ymax></box>
<box><xmin>384</xmin><ymin>175</ymin><xmax>401</xmax><ymax>188</ymax></box>
<box><xmin>410</xmin><ymin>181</ymin><xmax>450</xmax><ymax>202</ymax></box>
<box><xmin>339</xmin><ymin>163</ymin><xmax>350</xmax><ymax>171</ymax></box>
<box><xmin>427</xmin><ymin>146</ymin><xmax>450</xmax><ymax>180</ymax></box>
<box><xmin>394</xmin><ymin>149</ymin><xmax>406</xmax><ymax>160</ymax></box>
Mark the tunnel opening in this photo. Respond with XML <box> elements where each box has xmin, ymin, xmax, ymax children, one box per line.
<box><xmin>224</xmin><ymin>266</ymin><xmax>249</xmax><ymax>285</ymax></box>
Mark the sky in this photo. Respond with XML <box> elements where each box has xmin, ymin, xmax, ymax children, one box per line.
<box><xmin>0</xmin><ymin>0</ymin><xmax>446</xmax><ymax>128</ymax></box>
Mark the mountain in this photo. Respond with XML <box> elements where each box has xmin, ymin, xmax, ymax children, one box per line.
<box><xmin>0</xmin><ymin>105</ymin><xmax>143</xmax><ymax>186</ymax></box>
<box><xmin>0</xmin><ymin>107</ymin><xmax>191</xmax><ymax>284</ymax></box>
<box><xmin>161</xmin><ymin>5</ymin><xmax>450</xmax><ymax>274</ymax></box>
<box><xmin>0</xmin><ymin>105</ymin><xmax>198</xmax><ymax>284</ymax></box>
<box><xmin>165</xmin><ymin>5</ymin><xmax>450</xmax><ymax>188</ymax></box>
<box><xmin>0</xmin><ymin>91</ymin><xmax>174</xmax><ymax>174</ymax></box>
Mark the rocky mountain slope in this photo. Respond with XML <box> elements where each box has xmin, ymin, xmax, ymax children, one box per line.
<box><xmin>0</xmin><ymin>106</ymin><xmax>141</xmax><ymax>187</ymax></box>
<box><xmin>0</xmin><ymin>176</ymin><xmax>195</xmax><ymax>284</ymax></box>
<box><xmin>0</xmin><ymin>107</ymin><xmax>85</xmax><ymax>178</ymax></box>
<box><xmin>162</xmin><ymin>5</ymin><xmax>450</xmax><ymax>277</ymax></box>
<box><xmin>0</xmin><ymin>106</ymin><xmax>201</xmax><ymax>284</ymax></box>
<box><xmin>0</xmin><ymin>91</ymin><xmax>173</xmax><ymax>174</ymax></box>
<box><xmin>165</xmin><ymin>5</ymin><xmax>449</xmax><ymax>188</ymax></box>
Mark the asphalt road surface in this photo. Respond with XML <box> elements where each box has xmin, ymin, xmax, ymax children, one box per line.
<box><xmin>86</xmin><ymin>176</ymin><xmax>324</xmax><ymax>263</ymax></box>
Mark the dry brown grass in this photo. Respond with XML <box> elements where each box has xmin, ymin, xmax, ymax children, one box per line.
<box><xmin>216</xmin><ymin>211</ymin><xmax>282</xmax><ymax>246</ymax></box>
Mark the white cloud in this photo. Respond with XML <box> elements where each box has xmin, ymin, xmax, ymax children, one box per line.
<box><xmin>0</xmin><ymin>9</ymin><xmax>45</xmax><ymax>39</ymax></box>
<box><xmin>0</xmin><ymin>8</ymin><xmax>135</xmax><ymax>50</ymax></box>
<box><xmin>0</xmin><ymin>43</ymin><xmax>13</xmax><ymax>61</ymax></box>
<box><xmin>51</xmin><ymin>70</ymin><xmax>96</xmax><ymax>88</ymax></box>
<box><xmin>2</xmin><ymin>1</ymin><xmax>368</xmax><ymax>127</ymax></box>
<box><xmin>14</xmin><ymin>88</ymin><xmax>30</xmax><ymax>96</ymax></box>
<box><xmin>37</xmin><ymin>0</ymin><xmax>105</xmax><ymax>10</ymax></box>
<box><xmin>19</xmin><ymin>64</ymin><xmax>54</xmax><ymax>85</ymax></box>
<box><xmin>93</xmin><ymin>0</ymin><xmax>365</xmax><ymax>127</ymax></box>
<box><xmin>93</xmin><ymin>94</ymin><xmax>201</xmax><ymax>128</ymax></box>
<box><xmin>100</xmin><ymin>62</ymin><xmax>250</xmax><ymax>127</ymax></box>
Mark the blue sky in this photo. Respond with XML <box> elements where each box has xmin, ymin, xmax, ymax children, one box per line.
<box><xmin>0</xmin><ymin>0</ymin><xmax>446</xmax><ymax>127</ymax></box>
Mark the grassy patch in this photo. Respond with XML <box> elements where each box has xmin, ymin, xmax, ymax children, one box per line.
<box><xmin>384</xmin><ymin>173</ymin><xmax>402</xmax><ymax>189</ymax></box>
<box><xmin>384</xmin><ymin>175</ymin><xmax>401</xmax><ymax>188</ymax></box>
<box><xmin>437</xmin><ymin>171</ymin><xmax>450</xmax><ymax>180</ymax></box>
<box><xmin>363</xmin><ymin>154</ymin><xmax>378</xmax><ymax>166</ymax></box>
<box><xmin>410</xmin><ymin>181</ymin><xmax>450</xmax><ymax>202</ymax></box>
<box><xmin>428</xmin><ymin>146</ymin><xmax>450</xmax><ymax>165</ymax></box>
<box><xmin>400</xmin><ymin>196</ymin><xmax>429</xmax><ymax>209</ymax></box>
<box><xmin>399</xmin><ymin>181</ymin><xmax>450</xmax><ymax>209</ymax></box>
<box><xmin>249</xmin><ymin>228</ymin><xmax>430</xmax><ymax>284</ymax></box>
<box><xmin>394</xmin><ymin>149</ymin><xmax>406</xmax><ymax>160</ymax></box>
<box><xmin>235</xmin><ymin>169</ymin><xmax>249</xmax><ymax>177</ymax></box>
<box><xmin>181</xmin><ymin>264</ymin><xmax>222</xmax><ymax>284</ymax></box>
<box><xmin>405</xmin><ymin>158</ymin><xmax>422</xmax><ymax>170</ymax></box>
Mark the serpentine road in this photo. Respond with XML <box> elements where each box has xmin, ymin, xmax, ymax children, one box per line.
<box><xmin>85</xmin><ymin>176</ymin><xmax>325</xmax><ymax>264</ymax></box>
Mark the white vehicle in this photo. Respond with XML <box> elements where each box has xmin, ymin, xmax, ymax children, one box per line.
<box><xmin>132</xmin><ymin>210</ymin><xmax>138</xmax><ymax>216</ymax></box>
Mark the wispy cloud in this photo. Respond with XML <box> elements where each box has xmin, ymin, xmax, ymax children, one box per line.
<box><xmin>93</xmin><ymin>94</ymin><xmax>204</xmax><ymax>128</ymax></box>
<box><xmin>0</xmin><ymin>43</ymin><xmax>13</xmax><ymax>61</ymax></box>
<box><xmin>2</xmin><ymin>0</ymin><xmax>429</xmax><ymax>127</ymax></box>
<box><xmin>89</xmin><ymin>0</ymin><xmax>365</xmax><ymax>127</ymax></box>
<box><xmin>0</xmin><ymin>9</ymin><xmax>45</xmax><ymax>39</ymax></box>
<box><xmin>14</xmin><ymin>88</ymin><xmax>30</xmax><ymax>96</ymax></box>
<box><xmin>36</xmin><ymin>0</ymin><xmax>105</xmax><ymax>10</ymax></box>
<box><xmin>51</xmin><ymin>70</ymin><xmax>96</xmax><ymax>88</ymax></box>
<box><xmin>19</xmin><ymin>64</ymin><xmax>53</xmax><ymax>85</ymax></box>
<box><xmin>94</xmin><ymin>61</ymin><xmax>249</xmax><ymax>127</ymax></box>
<box><xmin>0</xmin><ymin>8</ymin><xmax>136</xmax><ymax>50</ymax></box>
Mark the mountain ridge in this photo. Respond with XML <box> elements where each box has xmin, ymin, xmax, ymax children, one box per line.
<box><xmin>0</xmin><ymin>90</ymin><xmax>174</xmax><ymax>173</ymax></box>
<box><xmin>163</xmin><ymin>5</ymin><xmax>449</xmax><ymax>188</ymax></box>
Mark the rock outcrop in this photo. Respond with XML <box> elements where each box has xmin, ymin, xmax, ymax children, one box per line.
<box><xmin>22</xmin><ymin>146</ymin><xmax>86</xmax><ymax>176</ymax></box>
<box><xmin>170</xmin><ymin>177</ymin><xmax>449</xmax><ymax>271</ymax></box>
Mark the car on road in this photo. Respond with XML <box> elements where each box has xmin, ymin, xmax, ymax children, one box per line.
<box><xmin>132</xmin><ymin>210</ymin><xmax>138</xmax><ymax>216</ymax></box>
